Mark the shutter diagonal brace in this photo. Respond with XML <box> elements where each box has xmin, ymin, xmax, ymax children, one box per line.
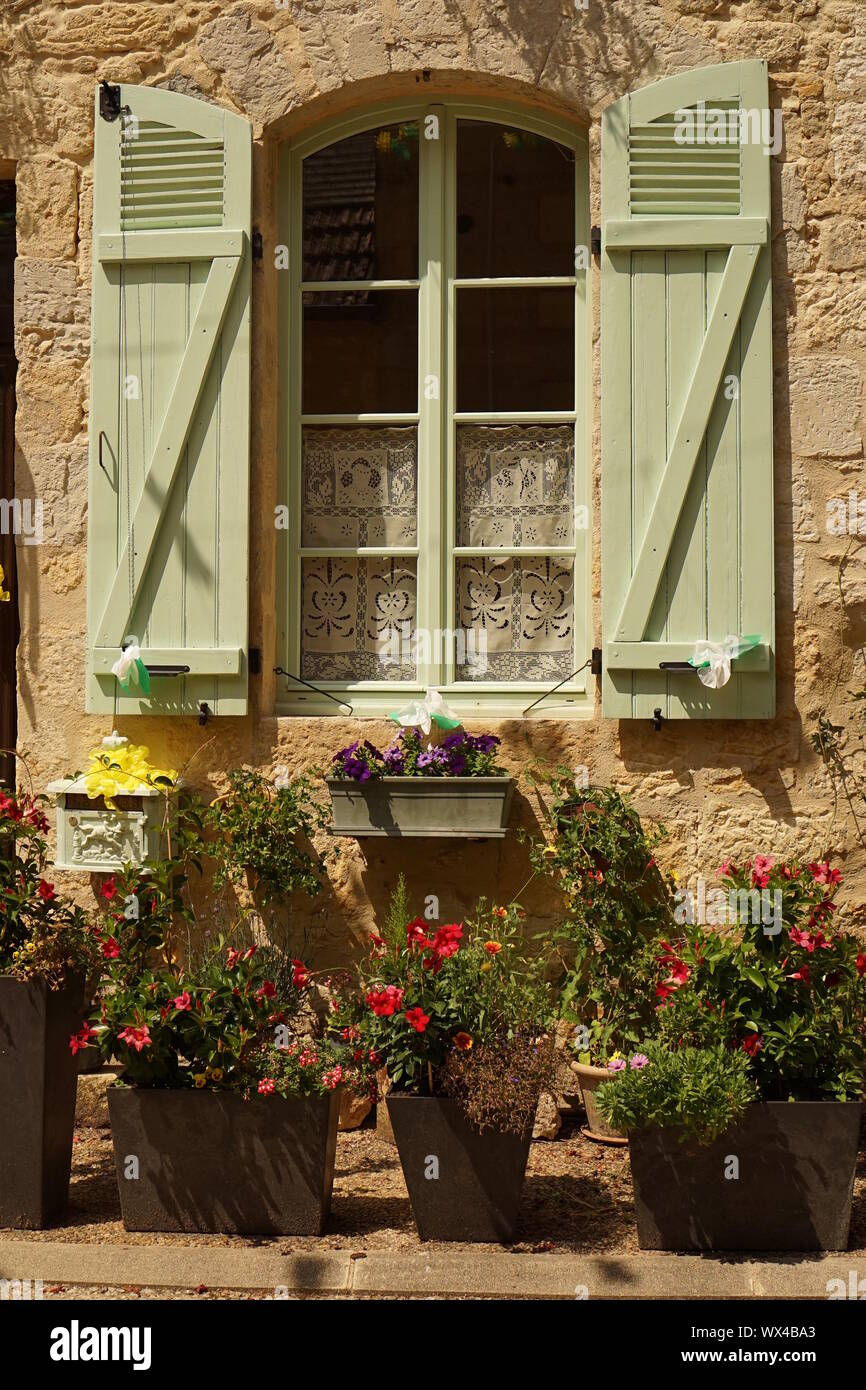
<box><xmin>614</xmin><ymin>242</ymin><xmax>760</xmax><ymax>644</ymax></box>
<box><xmin>97</xmin><ymin>252</ymin><xmax>242</xmax><ymax>648</ymax></box>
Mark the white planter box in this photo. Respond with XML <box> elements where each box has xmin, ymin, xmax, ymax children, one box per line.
<box><xmin>47</xmin><ymin>777</ymin><xmax>176</xmax><ymax>873</ymax></box>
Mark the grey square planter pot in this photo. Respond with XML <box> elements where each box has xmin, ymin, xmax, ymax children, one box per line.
<box><xmin>629</xmin><ymin>1101</ymin><xmax>862</xmax><ymax>1252</ymax></box>
<box><xmin>387</xmin><ymin>1094</ymin><xmax>531</xmax><ymax>1242</ymax></box>
<box><xmin>326</xmin><ymin>776</ymin><xmax>514</xmax><ymax>838</ymax></box>
<box><xmin>0</xmin><ymin>974</ymin><xmax>85</xmax><ymax>1229</ymax></box>
<box><xmin>108</xmin><ymin>1087</ymin><xmax>340</xmax><ymax>1235</ymax></box>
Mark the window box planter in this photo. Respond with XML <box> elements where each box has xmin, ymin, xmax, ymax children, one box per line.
<box><xmin>0</xmin><ymin>974</ymin><xmax>84</xmax><ymax>1228</ymax></box>
<box><xmin>107</xmin><ymin>1087</ymin><xmax>340</xmax><ymax>1235</ymax></box>
<box><xmin>325</xmin><ymin>776</ymin><xmax>514</xmax><ymax>838</ymax></box>
<box><xmin>386</xmin><ymin>1095</ymin><xmax>530</xmax><ymax>1241</ymax></box>
<box><xmin>47</xmin><ymin>777</ymin><xmax>178</xmax><ymax>873</ymax></box>
<box><xmin>628</xmin><ymin>1101</ymin><xmax>862</xmax><ymax>1252</ymax></box>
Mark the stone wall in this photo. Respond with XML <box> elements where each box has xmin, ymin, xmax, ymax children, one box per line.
<box><xmin>1</xmin><ymin>0</ymin><xmax>865</xmax><ymax>959</ymax></box>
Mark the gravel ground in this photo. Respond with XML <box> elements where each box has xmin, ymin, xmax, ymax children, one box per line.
<box><xmin>4</xmin><ymin>1115</ymin><xmax>865</xmax><ymax>1257</ymax></box>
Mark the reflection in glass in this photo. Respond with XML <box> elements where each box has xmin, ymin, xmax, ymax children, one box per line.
<box><xmin>457</xmin><ymin>121</ymin><xmax>575</xmax><ymax>278</ymax></box>
<box><xmin>302</xmin><ymin>290</ymin><xmax>418</xmax><ymax>414</ymax></box>
<box><xmin>456</xmin><ymin>288</ymin><xmax>574</xmax><ymax>412</ymax></box>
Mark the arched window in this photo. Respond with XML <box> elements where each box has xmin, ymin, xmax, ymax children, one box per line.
<box><xmin>279</xmin><ymin>101</ymin><xmax>590</xmax><ymax>716</ymax></box>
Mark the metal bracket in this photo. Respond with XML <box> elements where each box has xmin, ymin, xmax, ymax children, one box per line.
<box><xmin>590</xmin><ymin>225</ymin><xmax>602</xmax><ymax>257</ymax></box>
<box><xmin>199</xmin><ymin>702</ymin><xmax>211</xmax><ymax>725</ymax></box>
<box><xmin>274</xmin><ymin>668</ymin><xmax>353</xmax><ymax>714</ymax></box>
<box><xmin>145</xmin><ymin>665</ymin><xmax>190</xmax><ymax>678</ymax></box>
<box><xmin>659</xmin><ymin>661</ymin><xmax>698</xmax><ymax>674</ymax></box>
<box><xmin>99</xmin><ymin>80</ymin><xmax>122</xmax><ymax>122</ymax></box>
<box><xmin>652</xmin><ymin>707</ymin><xmax>664</xmax><ymax>732</ymax></box>
<box><xmin>523</xmin><ymin>656</ymin><xmax>593</xmax><ymax>715</ymax></box>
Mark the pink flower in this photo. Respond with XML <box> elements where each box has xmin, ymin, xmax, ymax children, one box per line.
<box><xmin>607</xmin><ymin>1058</ymin><xmax>626</xmax><ymax>1071</ymax></box>
<box><xmin>68</xmin><ymin>1022</ymin><xmax>97</xmax><ymax>1055</ymax></box>
<box><xmin>226</xmin><ymin>948</ymin><xmax>240</xmax><ymax>970</ymax></box>
<box><xmin>716</xmin><ymin>859</ymin><xmax>733</xmax><ymax>878</ymax></box>
<box><xmin>117</xmin><ymin>1025</ymin><xmax>152</xmax><ymax>1053</ymax></box>
<box><xmin>752</xmin><ymin>855</ymin><xmax>774</xmax><ymax>889</ymax></box>
<box><xmin>172</xmin><ymin>991</ymin><xmax>192</xmax><ymax>1011</ymax></box>
<box><xmin>809</xmin><ymin>861</ymin><xmax>842</xmax><ymax>887</ymax></box>
<box><xmin>630</xmin><ymin>1053</ymin><xmax>649</xmax><ymax>1070</ymax></box>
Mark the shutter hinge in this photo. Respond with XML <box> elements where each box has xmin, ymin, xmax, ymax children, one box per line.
<box><xmin>590</xmin><ymin>647</ymin><xmax>602</xmax><ymax>677</ymax></box>
<box><xmin>99</xmin><ymin>80</ymin><xmax>122</xmax><ymax>123</ymax></box>
<box><xmin>590</xmin><ymin>226</ymin><xmax>602</xmax><ymax>257</ymax></box>
<box><xmin>251</xmin><ymin>230</ymin><xmax>263</xmax><ymax>261</ymax></box>
<box><xmin>249</xmin><ymin>647</ymin><xmax>261</xmax><ymax>675</ymax></box>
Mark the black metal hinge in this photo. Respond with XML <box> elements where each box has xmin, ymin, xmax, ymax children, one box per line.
<box><xmin>590</xmin><ymin>225</ymin><xmax>602</xmax><ymax>257</ymax></box>
<box><xmin>590</xmin><ymin>647</ymin><xmax>602</xmax><ymax>676</ymax></box>
<box><xmin>251</xmin><ymin>230</ymin><xmax>263</xmax><ymax>261</ymax></box>
<box><xmin>99</xmin><ymin>80</ymin><xmax>122</xmax><ymax>122</ymax></box>
<box><xmin>249</xmin><ymin>647</ymin><xmax>261</xmax><ymax>675</ymax></box>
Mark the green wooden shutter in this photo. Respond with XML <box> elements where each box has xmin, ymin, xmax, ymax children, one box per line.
<box><xmin>601</xmin><ymin>61</ymin><xmax>774</xmax><ymax>719</ymax></box>
<box><xmin>87</xmin><ymin>85</ymin><xmax>252</xmax><ymax>716</ymax></box>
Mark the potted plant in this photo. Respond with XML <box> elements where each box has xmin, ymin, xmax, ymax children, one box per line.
<box><xmin>326</xmin><ymin>725</ymin><xmax>513</xmax><ymax>838</ymax></box>
<box><xmin>0</xmin><ymin>784</ymin><xmax>99</xmax><ymax>1227</ymax></box>
<box><xmin>333</xmin><ymin>899</ymin><xmax>553</xmax><ymax>1241</ymax></box>
<box><xmin>531</xmin><ymin>778</ymin><xmax>674</xmax><ymax>1141</ymax></box>
<box><xmin>596</xmin><ymin>855</ymin><xmax>865</xmax><ymax>1251</ymax></box>
<box><xmin>80</xmin><ymin>857</ymin><xmax>352</xmax><ymax>1236</ymax></box>
<box><xmin>198</xmin><ymin>766</ymin><xmax>329</xmax><ymax>907</ymax></box>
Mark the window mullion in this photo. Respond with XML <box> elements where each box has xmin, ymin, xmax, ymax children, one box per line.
<box><xmin>417</xmin><ymin>104</ymin><xmax>446</xmax><ymax>691</ymax></box>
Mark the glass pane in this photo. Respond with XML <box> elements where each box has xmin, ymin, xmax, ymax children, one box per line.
<box><xmin>301</xmin><ymin>427</ymin><xmax>417</xmax><ymax>546</ymax></box>
<box><xmin>303</xmin><ymin>124</ymin><xmax>419</xmax><ymax>282</ymax></box>
<box><xmin>457</xmin><ymin>424</ymin><xmax>574</xmax><ymax>547</ymax></box>
<box><xmin>301</xmin><ymin>557</ymin><xmax>417</xmax><ymax>681</ymax></box>
<box><xmin>457</xmin><ymin>121</ymin><xmax>575</xmax><ymax>278</ymax></box>
<box><xmin>456</xmin><ymin>287</ymin><xmax>574</xmax><ymax>412</ymax></box>
<box><xmin>303</xmin><ymin>290</ymin><xmax>418</xmax><ymax>414</ymax></box>
<box><xmin>456</xmin><ymin>556</ymin><xmax>574</xmax><ymax>681</ymax></box>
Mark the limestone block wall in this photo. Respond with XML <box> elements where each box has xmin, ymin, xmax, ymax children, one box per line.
<box><xmin>0</xmin><ymin>0</ymin><xmax>864</xmax><ymax>958</ymax></box>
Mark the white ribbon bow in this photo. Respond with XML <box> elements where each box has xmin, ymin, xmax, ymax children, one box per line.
<box><xmin>111</xmin><ymin>642</ymin><xmax>142</xmax><ymax>684</ymax></box>
<box><xmin>691</xmin><ymin>636</ymin><xmax>741</xmax><ymax>689</ymax></box>
<box><xmin>390</xmin><ymin>687</ymin><xmax>459</xmax><ymax>735</ymax></box>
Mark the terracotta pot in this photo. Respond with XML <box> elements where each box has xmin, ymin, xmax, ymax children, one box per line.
<box><xmin>387</xmin><ymin>1094</ymin><xmax>530</xmax><ymax>1242</ymax></box>
<box><xmin>0</xmin><ymin>974</ymin><xmax>85</xmax><ymax>1228</ymax></box>
<box><xmin>108</xmin><ymin>1087</ymin><xmax>340</xmax><ymax>1235</ymax></box>
<box><xmin>629</xmin><ymin>1101</ymin><xmax>862</xmax><ymax>1251</ymax></box>
<box><xmin>571</xmin><ymin>1060</ymin><xmax>628</xmax><ymax>1144</ymax></box>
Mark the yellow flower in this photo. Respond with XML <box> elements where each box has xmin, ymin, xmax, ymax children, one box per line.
<box><xmin>542</xmin><ymin>844</ymin><xmax>558</xmax><ymax>858</ymax></box>
<box><xmin>193</xmin><ymin>1073</ymin><xmax>207</xmax><ymax>1088</ymax></box>
<box><xmin>84</xmin><ymin>741</ymin><xmax>177</xmax><ymax>807</ymax></box>
<box><xmin>454</xmin><ymin>1032</ymin><xmax>473</xmax><ymax>1051</ymax></box>
<box><xmin>207</xmin><ymin>1067</ymin><xmax>224</xmax><ymax>1083</ymax></box>
<box><xmin>0</xmin><ymin>563</ymin><xmax>9</xmax><ymax>602</ymax></box>
<box><xmin>480</xmin><ymin>961</ymin><xmax>492</xmax><ymax>973</ymax></box>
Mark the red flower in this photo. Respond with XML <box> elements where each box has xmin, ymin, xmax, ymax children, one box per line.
<box><xmin>483</xmin><ymin>940</ymin><xmax>502</xmax><ymax>955</ymax></box>
<box><xmin>743</xmin><ymin>1033</ymin><xmax>763</xmax><ymax>1057</ymax></box>
<box><xmin>366</xmin><ymin>985</ymin><xmax>404</xmax><ymax>1017</ymax></box>
<box><xmin>292</xmin><ymin>959</ymin><xmax>310</xmax><ymax>989</ymax></box>
<box><xmin>68</xmin><ymin>1022</ymin><xmax>97</xmax><ymax>1055</ymax></box>
<box><xmin>172</xmin><ymin>991</ymin><xmax>192</xmax><ymax>1012</ymax></box>
<box><xmin>100</xmin><ymin>878</ymin><xmax>118</xmax><ymax>901</ymax></box>
<box><xmin>256</xmin><ymin>979</ymin><xmax>277</xmax><ymax>1002</ymax></box>
<box><xmin>37</xmin><ymin>879</ymin><xmax>55</xmax><ymax>902</ymax></box>
<box><xmin>258</xmin><ymin>1078</ymin><xmax>275</xmax><ymax>1096</ymax></box>
<box><xmin>655</xmin><ymin>983</ymin><xmax>676</xmax><ymax>1005</ymax></box>
<box><xmin>856</xmin><ymin>954</ymin><xmax>866</xmax><ymax>977</ymax></box>
<box><xmin>423</xmin><ymin>923</ymin><xmax>463</xmax><ymax>972</ymax></box>
<box><xmin>226</xmin><ymin>948</ymin><xmax>240</xmax><ymax>970</ymax></box>
<box><xmin>406</xmin><ymin>917</ymin><xmax>430</xmax><ymax>947</ymax></box>
<box><xmin>790</xmin><ymin>963</ymin><xmax>810</xmax><ymax>985</ymax></box>
<box><xmin>100</xmin><ymin>936</ymin><xmax>120</xmax><ymax>960</ymax></box>
<box><xmin>369</xmin><ymin>933</ymin><xmax>386</xmax><ymax>953</ymax></box>
<box><xmin>809</xmin><ymin>861</ymin><xmax>842</xmax><ymax>887</ymax></box>
<box><xmin>404</xmin><ymin>1007</ymin><xmax>430</xmax><ymax>1033</ymax></box>
<box><xmin>117</xmin><ymin>1025</ymin><xmax>152</xmax><ymax>1053</ymax></box>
